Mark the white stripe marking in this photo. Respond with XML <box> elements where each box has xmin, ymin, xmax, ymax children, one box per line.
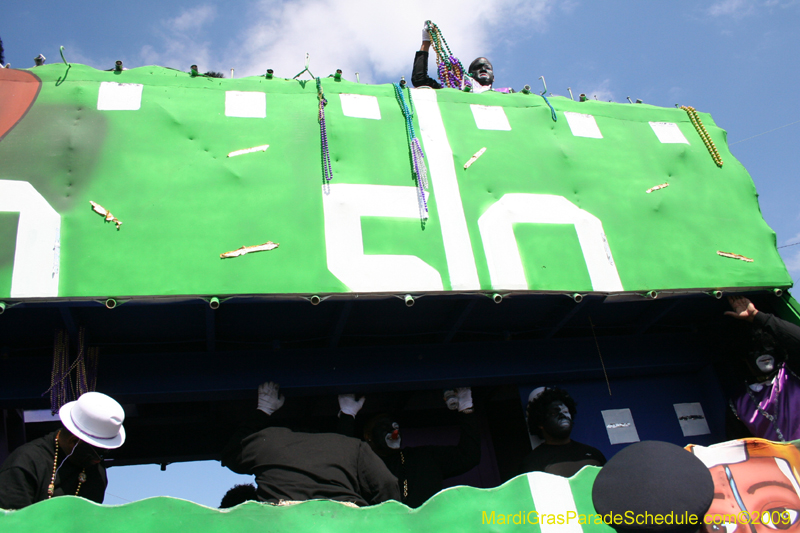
<box><xmin>225</xmin><ymin>91</ymin><xmax>266</xmax><ymax>118</ymax></box>
<box><xmin>564</xmin><ymin>112</ymin><xmax>603</xmax><ymax>139</ymax></box>
<box><xmin>412</xmin><ymin>89</ymin><xmax>480</xmax><ymax>290</ymax></box>
<box><xmin>0</xmin><ymin>180</ymin><xmax>61</xmax><ymax>297</ymax></box>
<box><xmin>227</xmin><ymin>145</ymin><xmax>270</xmax><ymax>158</ymax></box>
<box><xmin>322</xmin><ymin>184</ymin><xmax>442</xmax><ymax>292</ymax></box>
<box><xmin>97</xmin><ymin>82</ymin><xmax>143</xmax><ymax>111</ymax></box>
<box><xmin>527</xmin><ymin>472</ymin><xmax>583</xmax><ymax>533</ymax></box>
<box><xmin>649</xmin><ymin>122</ymin><xmax>689</xmax><ymax>144</ymax></box>
<box><xmin>478</xmin><ymin>194</ymin><xmax>623</xmax><ymax>291</ymax></box>
<box><xmin>339</xmin><ymin>94</ymin><xmax>381</xmax><ymax>120</ymax></box>
<box><xmin>470</xmin><ymin>104</ymin><xmax>511</xmax><ymax>130</ymax></box>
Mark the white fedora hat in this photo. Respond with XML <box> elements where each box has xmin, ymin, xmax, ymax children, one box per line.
<box><xmin>59</xmin><ymin>392</ymin><xmax>126</xmax><ymax>449</ymax></box>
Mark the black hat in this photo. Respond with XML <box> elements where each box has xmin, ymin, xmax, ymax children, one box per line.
<box><xmin>592</xmin><ymin>441</ymin><xmax>713</xmax><ymax>533</ymax></box>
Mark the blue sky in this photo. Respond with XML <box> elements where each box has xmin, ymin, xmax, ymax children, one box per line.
<box><xmin>3</xmin><ymin>0</ymin><xmax>800</xmax><ymax>507</ymax></box>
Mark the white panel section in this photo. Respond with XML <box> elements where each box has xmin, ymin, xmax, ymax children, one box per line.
<box><xmin>602</xmin><ymin>408</ymin><xmax>640</xmax><ymax>445</ymax></box>
<box><xmin>649</xmin><ymin>122</ymin><xmax>689</xmax><ymax>144</ymax></box>
<box><xmin>0</xmin><ymin>180</ymin><xmax>61</xmax><ymax>297</ymax></box>
<box><xmin>225</xmin><ymin>91</ymin><xmax>266</xmax><ymax>118</ymax></box>
<box><xmin>412</xmin><ymin>89</ymin><xmax>480</xmax><ymax>290</ymax></box>
<box><xmin>689</xmin><ymin>441</ymin><xmax>747</xmax><ymax>468</ymax></box>
<box><xmin>776</xmin><ymin>458</ymin><xmax>800</xmax><ymax>498</ymax></box>
<box><xmin>339</xmin><ymin>94</ymin><xmax>381</xmax><ymax>120</ymax></box>
<box><xmin>477</xmin><ymin>194</ymin><xmax>623</xmax><ymax>292</ymax></box>
<box><xmin>470</xmin><ymin>104</ymin><xmax>511</xmax><ymax>131</ymax></box>
<box><xmin>322</xmin><ymin>183</ymin><xmax>443</xmax><ymax>292</ymax></box>
<box><xmin>97</xmin><ymin>82</ymin><xmax>143</xmax><ymax>111</ymax></box>
<box><xmin>527</xmin><ymin>472</ymin><xmax>583</xmax><ymax>533</ymax></box>
<box><xmin>564</xmin><ymin>112</ymin><xmax>603</xmax><ymax>139</ymax></box>
<box><xmin>674</xmin><ymin>402</ymin><xmax>710</xmax><ymax>437</ymax></box>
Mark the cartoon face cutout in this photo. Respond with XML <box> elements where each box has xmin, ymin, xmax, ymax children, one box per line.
<box><xmin>690</xmin><ymin>439</ymin><xmax>800</xmax><ymax>533</ymax></box>
<box><xmin>704</xmin><ymin>458</ymin><xmax>800</xmax><ymax>533</ymax></box>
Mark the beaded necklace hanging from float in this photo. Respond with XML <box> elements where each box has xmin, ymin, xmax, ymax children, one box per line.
<box><xmin>317</xmin><ymin>77</ymin><xmax>333</xmax><ymax>182</ymax></box>
<box><xmin>44</xmin><ymin>327</ymin><xmax>99</xmax><ymax>414</ymax></box>
<box><xmin>393</xmin><ymin>83</ymin><xmax>428</xmax><ymax>219</ymax></box>
<box><xmin>680</xmin><ymin>105</ymin><xmax>723</xmax><ymax>167</ymax></box>
<box><xmin>427</xmin><ymin>21</ymin><xmax>467</xmax><ymax>89</ymax></box>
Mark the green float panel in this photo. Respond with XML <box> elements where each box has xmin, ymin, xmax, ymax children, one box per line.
<box><xmin>0</xmin><ymin>65</ymin><xmax>790</xmax><ymax>300</ymax></box>
<box><xmin>1</xmin><ymin>470</ymin><xmax>621</xmax><ymax>532</ymax></box>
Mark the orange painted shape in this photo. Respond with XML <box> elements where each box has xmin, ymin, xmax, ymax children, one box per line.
<box><xmin>0</xmin><ymin>69</ymin><xmax>42</xmax><ymax>142</ymax></box>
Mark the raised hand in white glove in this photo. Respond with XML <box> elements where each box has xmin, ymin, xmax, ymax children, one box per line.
<box><xmin>456</xmin><ymin>387</ymin><xmax>473</xmax><ymax>413</ymax></box>
<box><xmin>338</xmin><ymin>394</ymin><xmax>366</xmax><ymax>418</ymax></box>
<box><xmin>444</xmin><ymin>389</ymin><xmax>459</xmax><ymax>410</ymax></box>
<box><xmin>422</xmin><ymin>20</ymin><xmax>431</xmax><ymax>42</ymax></box>
<box><xmin>257</xmin><ymin>381</ymin><xmax>285</xmax><ymax>415</ymax></box>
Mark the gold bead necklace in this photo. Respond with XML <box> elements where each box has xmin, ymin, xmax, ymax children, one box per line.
<box><xmin>680</xmin><ymin>105</ymin><xmax>723</xmax><ymax>167</ymax></box>
<box><xmin>48</xmin><ymin>430</ymin><xmax>87</xmax><ymax>499</ymax></box>
<box><xmin>400</xmin><ymin>451</ymin><xmax>408</xmax><ymax>499</ymax></box>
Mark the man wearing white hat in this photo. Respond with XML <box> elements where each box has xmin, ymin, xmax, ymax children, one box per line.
<box><xmin>0</xmin><ymin>392</ymin><xmax>125</xmax><ymax>510</ymax></box>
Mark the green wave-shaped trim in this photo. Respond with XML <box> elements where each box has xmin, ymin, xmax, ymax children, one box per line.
<box><xmin>1</xmin><ymin>469</ymin><xmax>616</xmax><ymax>532</ymax></box>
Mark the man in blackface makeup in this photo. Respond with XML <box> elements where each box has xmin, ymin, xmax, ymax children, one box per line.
<box><xmin>411</xmin><ymin>21</ymin><xmax>495</xmax><ymax>93</ymax></box>
<box><xmin>359</xmin><ymin>388</ymin><xmax>481</xmax><ymax>508</ymax></box>
<box><xmin>0</xmin><ymin>392</ymin><xmax>126</xmax><ymax>510</ymax></box>
<box><xmin>520</xmin><ymin>387</ymin><xmax>605</xmax><ymax>477</ymax></box>
<box><xmin>725</xmin><ymin>295</ymin><xmax>800</xmax><ymax>441</ymax></box>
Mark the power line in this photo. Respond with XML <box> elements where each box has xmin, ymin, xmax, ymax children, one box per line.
<box><xmin>730</xmin><ymin>119</ymin><xmax>800</xmax><ymax>145</ymax></box>
<box><xmin>779</xmin><ymin>241</ymin><xmax>800</xmax><ymax>249</ymax></box>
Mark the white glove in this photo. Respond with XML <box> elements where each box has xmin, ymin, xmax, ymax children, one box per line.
<box><xmin>257</xmin><ymin>381</ymin><xmax>285</xmax><ymax>415</ymax></box>
<box><xmin>338</xmin><ymin>394</ymin><xmax>365</xmax><ymax>418</ymax></box>
<box><xmin>422</xmin><ymin>20</ymin><xmax>431</xmax><ymax>42</ymax></box>
<box><xmin>456</xmin><ymin>387</ymin><xmax>473</xmax><ymax>412</ymax></box>
<box><xmin>444</xmin><ymin>390</ymin><xmax>459</xmax><ymax>410</ymax></box>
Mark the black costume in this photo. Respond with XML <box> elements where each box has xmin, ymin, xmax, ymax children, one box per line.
<box><xmin>411</xmin><ymin>51</ymin><xmax>442</xmax><ymax>89</ymax></box>
<box><xmin>0</xmin><ymin>431</ymin><xmax>106</xmax><ymax>510</ymax></box>
<box><xmin>221</xmin><ymin>410</ymin><xmax>400</xmax><ymax>506</ymax></box>
<box><xmin>380</xmin><ymin>412</ymin><xmax>480</xmax><ymax>508</ymax></box>
<box><xmin>520</xmin><ymin>440</ymin><xmax>606</xmax><ymax>478</ymax></box>
<box><xmin>727</xmin><ymin>311</ymin><xmax>800</xmax><ymax>441</ymax></box>
<box><xmin>753</xmin><ymin>310</ymin><xmax>800</xmax><ymax>347</ymax></box>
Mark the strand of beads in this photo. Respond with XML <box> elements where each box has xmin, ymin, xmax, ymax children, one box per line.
<box><xmin>680</xmin><ymin>105</ymin><xmax>723</xmax><ymax>167</ymax></box>
<box><xmin>48</xmin><ymin>431</ymin><xmax>87</xmax><ymax>498</ymax></box>
<box><xmin>76</xmin><ymin>327</ymin><xmax>88</xmax><ymax>395</ymax></box>
<box><xmin>540</xmin><ymin>94</ymin><xmax>558</xmax><ymax>122</ymax></box>
<box><xmin>86</xmin><ymin>347</ymin><xmax>99</xmax><ymax>392</ymax></box>
<box><xmin>48</xmin><ymin>432</ymin><xmax>60</xmax><ymax>497</ymax></box>
<box><xmin>393</xmin><ymin>83</ymin><xmax>428</xmax><ymax>218</ymax></box>
<box><xmin>46</xmin><ymin>328</ymin><xmax>99</xmax><ymax>414</ymax></box>
<box><xmin>428</xmin><ymin>21</ymin><xmax>466</xmax><ymax>89</ymax></box>
<box><xmin>48</xmin><ymin>330</ymin><xmax>77</xmax><ymax>414</ymax></box>
<box><xmin>316</xmin><ymin>78</ymin><xmax>333</xmax><ymax>182</ymax></box>
<box><xmin>74</xmin><ymin>327</ymin><xmax>98</xmax><ymax>395</ymax></box>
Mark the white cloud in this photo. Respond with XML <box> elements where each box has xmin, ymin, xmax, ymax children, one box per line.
<box><xmin>707</xmin><ymin>0</ymin><xmax>756</xmax><ymax>17</ymax></box>
<box><xmin>135</xmin><ymin>0</ymin><xmax>568</xmax><ymax>80</ymax></box>
<box><xmin>219</xmin><ymin>0</ymin><xmax>563</xmax><ymax>80</ymax></box>
<box><xmin>139</xmin><ymin>5</ymin><xmax>219</xmax><ymax>72</ymax></box>
<box><xmin>781</xmin><ymin>248</ymin><xmax>800</xmax><ymax>280</ymax></box>
<box><xmin>172</xmin><ymin>5</ymin><xmax>217</xmax><ymax>32</ymax></box>
<box><xmin>582</xmin><ymin>79</ymin><xmax>615</xmax><ymax>102</ymax></box>
<box><xmin>780</xmin><ymin>232</ymin><xmax>800</xmax><ymax>280</ymax></box>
